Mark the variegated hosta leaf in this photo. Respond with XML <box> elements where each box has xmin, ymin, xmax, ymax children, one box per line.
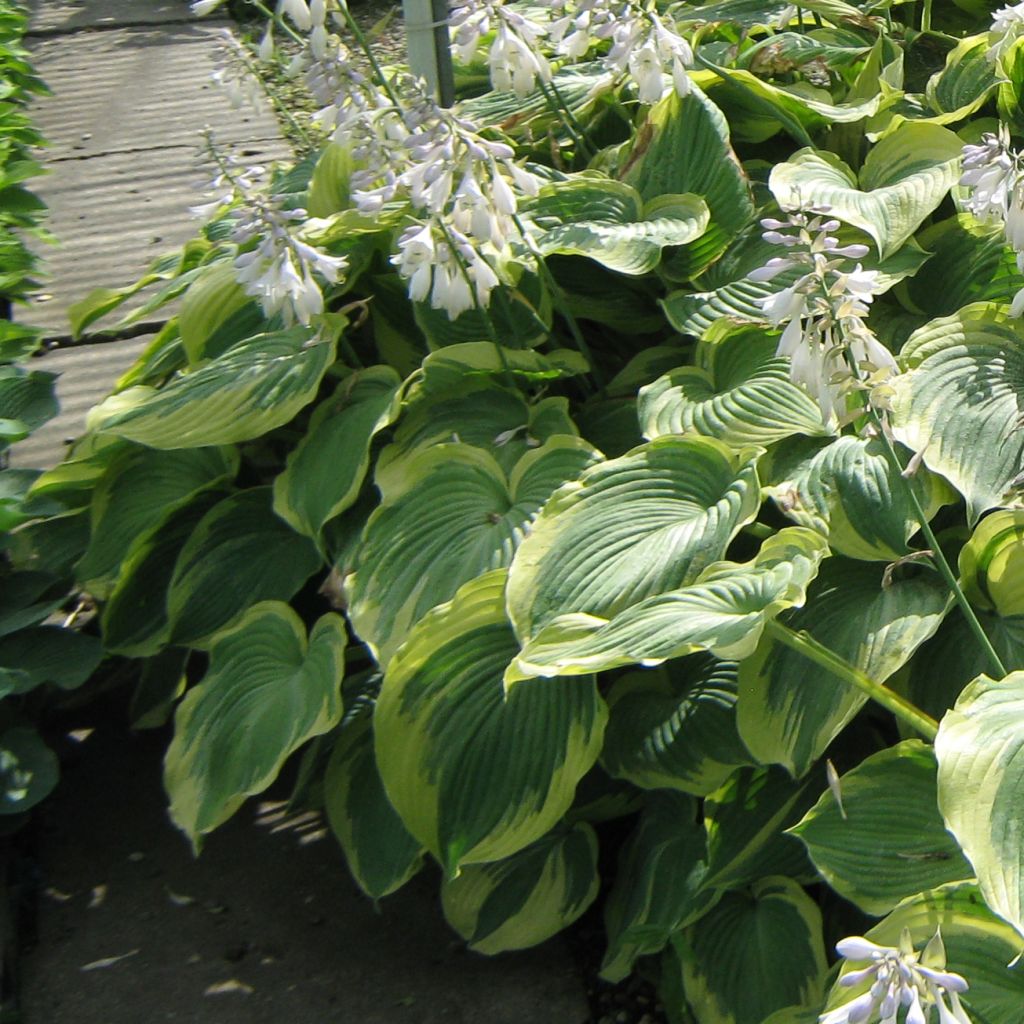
<box><xmin>925</xmin><ymin>34</ymin><xmax>1001</xmax><ymax>124</ymax></box>
<box><xmin>177</xmin><ymin>261</ymin><xmax>250</xmax><ymax>365</ymax></box>
<box><xmin>418</xmin><ymin>342</ymin><xmax>590</xmax><ymax>390</ymax></box>
<box><xmin>0</xmin><ymin>625</ymin><xmax>102</xmax><ymax>696</ymax></box>
<box><xmin>638</xmin><ymin>326</ymin><xmax>829</xmax><ymax>447</ymax></box>
<box><xmin>526</xmin><ymin>177</ymin><xmax>709</xmax><ymax>275</ymax></box>
<box><xmin>323</xmin><ymin>712</ymin><xmax>424</xmax><ymax>900</ymax></box>
<box><xmin>703</xmin><ymin>767</ymin><xmax>817</xmax><ymax>891</ymax></box>
<box><xmin>959</xmin><ymin>510</ymin><xmax>1024</xmax><ymax>618</ymax></box>
<box><xmin>374</xmin><ymin>571</ymin><xmax>607</xmax><ymax>873</ymax></box>
<box><xmin>506</xmin><ymin>436</ymin><xmax>763</xmax><ymax>644</ymax></box>
<box><xmin>905</xmin><ymin>608</ymin><xmax>1024</xmax><ymax>719</ymax></box>
<box><xmin>936</xmin><ymin>671</ymin><xmax>1024</xmax><ymax>942</ymax></box>
<box><xmin>891</xmin><ymin>305</ymin><xmax>1024</xmax><ymax>524</ymax></box>
<box><xmin>601</xmin><ymin>791</ymin><xmax>718</xmax><ymax>983</ymax></box>
<box><xmin>769</xmin><ymin>122</ymin><xmax>963</xmax><ymax>258</ymax></box>
<box><xmin>663</xmin><ymin>226</ymin><xmax>930</xmax><ymax>339</ymax></box>
<box><xmin>822</xmin><ymin>884</ymin><xmax>1024</xmax><ymax>1024</ymax></box>
<box><xmin>76</xmin><ymin>445</ymin><xmax>238</xmax><ymax>599</ymax></box>
<box><xmin>622</xmin><ymin>82</ymin><xmax>754</xmax><ymax>277</ymax></box>
<box><xmin>601</xmin><ymin>655</ymin><xmax>753</xmax><ymax>796</ymax></box>
<box><xmin>671</xmin><ymin>876</ymin><xmax>828</xmax><ymax>1024</ymax></box>
<box><xmin>165</xmin><ymin>601</ymin><xmax>347</xmax><ymax>847</ymax></box>
<box><xmin>895</xmin><ymin>215</ymin><xmax>1023</xmax><ymax>318</ymax></box>
<box><xmin>272</xmin><ymin>367</ymin><xmax>402</xmax><ymax>540</ymax></box>
<box><xmin>88</xmin><ymin>327</ymin><xmax>336</xmax><ymax>449</ymax></box>
<box><xmin>166</xmin><ymin>487</ymin><xmax>323</xmax><ymax>647</ymax></box>
<box><xmin>506</xmin><ymin>528</ymin><xmax>828</xmax><ymax>685</ymax></box>
<box><xmin>764</xmin><ymin>434</ymin><xmax>951</xmax><ymax>561</ymax></box>
<box><xmin>737</xmin><ymin>558</ymin><xmax>949</xmax><ymax>777</ymax></box>
<box><xmin>380</xmin><ymin>383</ymin><xmax>577</xmax><ymax>477</ymax></box>
<box><xmin>350</xmin><ymin>436</ymin><xmax>600</xmax><ymax>669</ymax></box>
<box><xmin>790</xmin><ymin>741</ymin><xmax>972</xmax><ymax>916</ymax></box>
<box><xmin>441</xmin><ymin>823</ymin><xmax>599</xmax><ymax>954</ymax></box>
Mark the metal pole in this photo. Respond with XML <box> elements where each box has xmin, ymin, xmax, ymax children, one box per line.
<box><xmin>403</xmin><ymin>0</ymin><xmax>456</xmax><ymax>106</ymax></box>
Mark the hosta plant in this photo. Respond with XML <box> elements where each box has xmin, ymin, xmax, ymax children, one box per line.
<box><xmin>21</xmin><ymin>0</ymin><xmax>1024</xmax><ymax>1019</ymax></box>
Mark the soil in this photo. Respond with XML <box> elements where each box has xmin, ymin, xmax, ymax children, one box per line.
<box><xmin>9</xmin><ymin>725</ymin><xmax>590</xmax><ymax>1024</ymax></box>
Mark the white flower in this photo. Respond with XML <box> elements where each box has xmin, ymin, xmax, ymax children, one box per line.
<box><xmin>280</xmin><ymin>0</ymin><xmax>313</xmax><ymax>31</ymax></box>
<box><xmin>821</xmin><ymin>930</ymin><xmax>972</xmax><ymax>1024</ymax></box>
<box><xmin>988</xmin><ymin>2</ymin><xmax>1024</xmax><ymax>63</ymax></box>
<box><xmin>257</xmin><ymin>23</ymin><xmax>275</xmax><ymax>61</ymax></box>
<box><xmin>191</xmin><ymin>0</ymin><xmax>225</xmax><ymax>15</ymax></box>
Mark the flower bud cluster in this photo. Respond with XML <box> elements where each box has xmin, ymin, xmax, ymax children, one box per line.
<box><xmin>749</xmin><ymin>207</ymin><xmax>896</xmax><ymax>423</ymax></box>
<box><xmin>820</xmin><ymin>931</ymin><xmax>972</xmax><ymax>1024</ymax></box>
<box><xmin>449</xmin><ymin>0</ymin><xmax>552</xmax><ymax>97</ymax></box>
<box><xmin>211</xmin><ymin>30</ymin><xmax>268</xmax><ymax>112</ymax></box>
<box><xmin>452</xmin><ymin>0</ymin><xmax>693</xmax><ymax>105</ymax></box>
<box><xmin>960</xmin><ymin>129</ymin><xmax>1024</xmax><ymax>316</ymax></box>
<box><xmin>987</xmin><ymin>3</ymin><xmax>1024</xmax><ymax>64</ymax></box>
<box><xmin>232</xmin><ymin>199</ymin><xmax>348</xmax><ymax>325</ymax></box>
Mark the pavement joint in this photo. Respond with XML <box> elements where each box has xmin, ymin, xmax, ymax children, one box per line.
<box><xmin>26</xmin><ymin>17</ymin><xmax>202</xmax><ymax>39</ymax></box>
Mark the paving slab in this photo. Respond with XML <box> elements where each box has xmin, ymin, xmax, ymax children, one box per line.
<box><xmin>28</xmin><ymin>0</ymin><xmax>195</xmax><ymax>35</ymax></box>
<box><xmin>29</xmin><ymin>24</ymin><xmax>283</xmax><ymax>161</ymax></box>
<box><xmin>20</xmin><ymin>728</ymin><xmax>590</xmax><ymax>1024</ymax></box>
<box><xmin>6</xmin><ymin>336</ymin><xmax>152</xmax><ymax>469</ymax></box>
<box><xmin>15</xmin><ymin>137</ymin><xmax>289</xmax><ymax>334</ymax></box>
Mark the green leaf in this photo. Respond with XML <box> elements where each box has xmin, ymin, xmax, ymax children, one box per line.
<box><xmin>417</xmin><ymin>342</ymin><xmax>589</xmax><ymax>390</ymax></box>
<box><xmin>0</xmin><ymin>728</ymin><xmax>58</xmax><ymax>815</ymax></box>
<box><xmin>601</xmin><ymin>791</ymin><xmax>717</xmax><ymax>983</ymax></box>
<box><xmin>904</xmin><ymin>608</ymin><xmax>1024</xmax><ymax>719</ymax></box>
<box><xmin>507</xmin><ymin>528</ymin><xmax>829</xmax><ymax>684</ymax></box>
<box><xmin>737</xmin><ymin>558</ymin><xmax>949</xmax><ymax>777</ymax></box>
<box><xmin>507</xmin><ymin>437</ymin><xmax>762</xmax><ymax>643</ymax></box>
<box><xmin>622</xmin><ymin>83</ymin><xmax>754</xmax><ymax>277</ymax></box>
<box><xmin>441</xmin><ymin>823</ymin><xmax>599</xmax><ymax>954</ymax></box>
<box><xmin>272</xmin><ymin>366</ymin><xmax>402</xmax><ymax>540</ymax></box>
<box><xmin>76</xmin><ymin>445</ymin><xmax>238</xmax><ymax>598</ymax></box>
<box><xmin>601</xmin><ymin>655</ymin><xmax>752</xmax><ymax>796</ymax></box>
<box><xmin>374</xmin><ymin>571</ymin><xmax>607</xmax><ymax>873</ymax></box>
<box><xmin>936</xmin><ymin>671</ymin><xmax>1024</xmax><ymax>941</ymax></box>
<box><xmin>822</xmin><ymin>883</ymin><xmax>1024</xmax><ymax>1024</ymax></box>
<box><xmin>350</xmin><ymin>436</ymin><xmax>600</xmax><ymax>669</ymax></box>
<box><xmin>924</xmin><ymin>34</ymin><xmax>1000</xmax><ymax>124</ymax></box>
<box><xmin>527</xmin><ymin>177</ymin><xmax>709</xmax><ymax>275</ymax></box>
<box><xmin>323</xmin><ymin>713</ymin><xmax>424</xmax><ymax>900</ymax></box>
<box><xmin>958</xmin><ymin>509</ymin><xmax>1024</xmax><ymax>618</ymax></box>
<box><xmin>177</xmin><ymin>262</ymin><xmax>251</xmax><ymax>365</ymax></box>
<box><xmin>639</xmin><ymin>326</ymin><xmax>830</xmax><ymax>447</ymax></box>
<box><xmin>101</xmin><ymin>489</ymin><xmax>226</xmax><ymax>657</ymax></box>
<box><xmin>894</xmin><ymin>214</ymin><xmax>1023</xmax><ymax>318</ymax></box>
<box><xmin>671</xmin><ymin>877</ymin><xmax>827</xmax><ymax>1024</ymax></box>
<box><xmin>165</xmin><ymin>601</ymin><xmax>347</xmax><ymax>847</ymax></box>
<box><xmin>166</xmin><ymin>487</ymin><xmax>323</xmax><ymax>647</ymax></box>
<box><xmin>0</xmin><ymin>365</ymin><xmax>56</xmax><ymax>439</ymax></box>
<box><xmin>307</xmin><ymin>142</ymin><xmax>353</xmax><ymax>217</ymax></box>
<box><xmin>764</xmin><ymin>435</ymin><xmax>951</xmax><ymax>561</ymax></box>
<box><xmin>769</xmin><ymin>123</ymin><xmax>963</xmax><ymax>258</ymax></box>
<box><xmin>790</xmin><ymin>740</ymin><xmax>972</xmax><ymax>916</ymax></box>
<box><xmin>891</xmin><ymin>304</ymin><xmax>1024</xmax><ymax>523</ymax></box>
<box><xmin>0</xmin><ymin>626</ymin><xmax>102</xmax><ymax>696</ymax></box>
<box><xmin>703</xmin><ymin>767</ymin><xmax>818</xmax><ymax>891</ymax></box>
<box><xmin>130</xmin><ymin>648</ymin><xmax>188</xmax><ymax>730</ymax></box>
<box><xmin>88</xmin><ymin>327</ymin><xmax>336</xmax><ymax>449</ymax></box>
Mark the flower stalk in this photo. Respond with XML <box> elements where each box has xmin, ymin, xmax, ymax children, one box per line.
<box><xmin>765</xmin><ymin>620</ymin><xmax>939</xmax><ymax>741</ymax></box>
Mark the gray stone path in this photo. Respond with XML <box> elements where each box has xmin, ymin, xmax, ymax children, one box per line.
<box><xmin>9</xmin><ymin>0</ymin><xmax>288</xmax><ymax>467</ymax></box>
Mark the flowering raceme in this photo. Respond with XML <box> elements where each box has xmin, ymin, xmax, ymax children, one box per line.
<box><xmin>959</xmin><ymin>130</ymin><xmax>1024</xmax><ymax>316</ymax></box>
<box><xmin>821</xmin><ymin>931</ymin><xmax>972</xmax><ymax>1024</ymax></box>
<box><xmin>749</xmin><ymin>207</ymin><xmax>897</xmax><ymax>423</ymax></box>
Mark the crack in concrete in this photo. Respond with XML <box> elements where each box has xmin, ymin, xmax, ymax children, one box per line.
<box><xmin>44</xmin><ymin>135</ymin><xmax>287</xmax><ymax>165</ymax></box>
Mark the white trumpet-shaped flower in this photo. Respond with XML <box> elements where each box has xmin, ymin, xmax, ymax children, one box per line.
<box><xmin>820</xmin><ymin>930</ymin><xmax>972</xmax><ymax>1024</ymax></box>
<box><xmin>750</xmin><ymin>207</ymin><xmax>894</xmax><ymax>422</ymax></box>
<box><xmin>987</xmin><ymin>2</ymin><xmax>1024</xmax><ymax>64</ymax></box>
